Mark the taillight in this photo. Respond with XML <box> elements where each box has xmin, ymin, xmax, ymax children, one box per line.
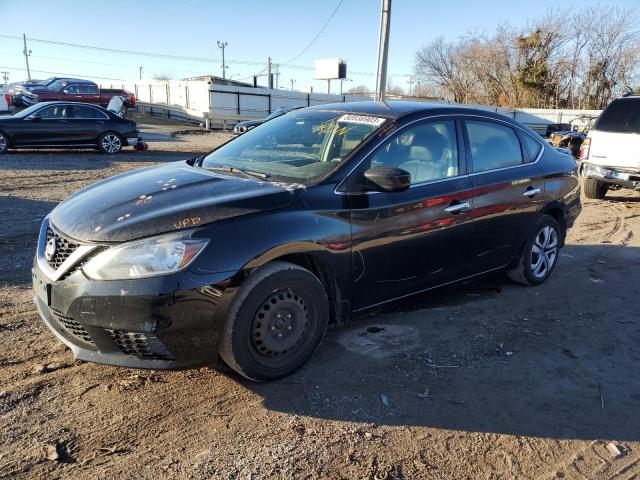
<box><xmin>131</xmin><ymin>94</ymin><xmax>136</xmax><ymax>106</ymax></box>
<box><xmin>580</xmin><ymin>137</ymin><xmax>591</xmax><ymax>159</ymax></box>
<box><xmin>4</xmin><ymin>93</ymin><xmax>10</xmax><ymax>106</ymax></box>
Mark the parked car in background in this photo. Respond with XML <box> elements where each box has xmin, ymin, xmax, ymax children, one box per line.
<box><xmin>20</xmin><ymin>79</ymin><xmax>136</xmax><ymax>112</ymax></box>
<box><xmin>10</xmin><ymin>77</ymin><xmax>72</xmax><ymax>106</ymax></box>
<box><xmin>32</xmin><ymin>101</ymin><xmax>581</xmax><ymax>381</ymax></box>
<box><xmin>233</xmin><ymin>106</ymin><xmax>301</xmax><ymax>135</ymax></box>
<box><xmin>0</xmin><ymin>101</ymin><xmax>140</xmax><ymax>154</ymax></box>
<box><xmin>579</xmin><ymin>96</ymin><xmax>640</xmax><ymax>198</ymax></box>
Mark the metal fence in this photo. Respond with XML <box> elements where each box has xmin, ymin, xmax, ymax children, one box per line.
<box><xmin>102</xmin><ymin>80</ymin><xmax>604</xmax><ymax>133</ymax></box>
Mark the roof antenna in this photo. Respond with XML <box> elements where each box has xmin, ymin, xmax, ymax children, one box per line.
<box><xmin>622</xmin><ymin>86</ymin><xmax>634</xmax><ymax>97</ymax></box>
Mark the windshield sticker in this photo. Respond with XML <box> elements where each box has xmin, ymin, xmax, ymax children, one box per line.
<box><xmin>338</xmin><ymin>114</ymin><xmax>386</xmax><ymax>126</ymax></box>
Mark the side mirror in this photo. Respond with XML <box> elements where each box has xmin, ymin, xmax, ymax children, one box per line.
<box><xmin>363</xmin><ymin>166</ymin><xmax>411</xmax><ymax>192</ymax></box>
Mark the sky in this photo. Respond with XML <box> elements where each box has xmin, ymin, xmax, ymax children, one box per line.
<box><xmin>1</xmin><ymin>0</ymin><xmax>638</xmax><ymax>93</ymax></box>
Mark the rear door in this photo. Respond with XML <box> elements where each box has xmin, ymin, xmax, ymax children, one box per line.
<box><xmin>462</xmin><ymin>117</ymin><xmax>546</xmax><ymax>273</ymax></box>
<box><xmin>65</xmin><ymin>105</ymin><xmax>109</xmax><ymax>144</ymax></box>
<box><xmin>347</xmin><ymin>117</ymin><xmax>476</xmax><ymax>310</ymax></box>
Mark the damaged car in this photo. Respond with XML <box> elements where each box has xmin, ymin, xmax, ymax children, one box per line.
<box><xmin>32</xmin><ymin>101</ymin><xmax>581</xmax><ymax>381</ymax></box>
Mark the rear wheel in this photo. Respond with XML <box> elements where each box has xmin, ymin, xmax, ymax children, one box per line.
<box><xmin>219</xmin><ymin>261</ymin><xmax>329</xmax><ymax>381</ymax></box>
<box><xmin>583</xmin><ymin>177</ymin><xmax>609</xmax><ymax>199</ymax></box>
<box><xmin>98</xmin><ymin>132</ymin><xmax>123</xmax><ymax>154</ymax></box>
<box><xmin>0</xmin><ymin>131</ymin><xmax>8</xmax><ymax>154</ymax></box>
<box><xmin>508</xmin><ymin>215</ymin><xmax>561</xmax><ymax>286</ymax></box>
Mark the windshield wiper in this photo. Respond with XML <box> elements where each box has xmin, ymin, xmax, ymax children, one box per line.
<box><xmin>206</xmin><ymin>165</ymin><xmax>270</xmax><ymax>180</ymax></box>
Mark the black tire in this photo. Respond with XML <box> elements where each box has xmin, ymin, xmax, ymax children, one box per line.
<box><xmin>583</xmin><ymin>177</ymin><xmax>609</xmax><ymax>199</ymax></box>
<box><xmin>508</xmin><ymin>215</ymin><xmax>561</xmax><ymax>286</ymax></box>
<box><xmin>98</xmin><ymin>132</ymin><xmax>123</xmax><ymax>154</ymax></box>
<box><xmin>219</xmin><ymin>261</ymin><xmax>329</xmax><ymax>381</ymax></box>
<box><xmin>0</xmin><ymin>131</ymin><xmax>8</xmax><ymax>154</ymax></box>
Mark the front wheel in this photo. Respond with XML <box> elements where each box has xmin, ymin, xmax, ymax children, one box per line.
<box><xmin>219</xmin><ymin>262</ymin><xmax>329</xmax><ymax>381</ymax></box>
<box><xmin>508</xmin><ymin>215</ymin><xmax>561</xmax><ymax>286</ymax></box>
<box><xmin>98</xmin><ymin>132</ymin><xmax>123</xmax><ymax>154</ymax></box>
<box><xmin>0</xmin><ymin>131</ymin><xmax>9</xmax><ymax>154</ymax></box>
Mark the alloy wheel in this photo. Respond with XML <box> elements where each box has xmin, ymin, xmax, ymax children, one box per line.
<box><xmin>530</xmin><ymin>225</ymin><xmax>558</xmax><ymax>279</ymax></box>
<box><xmin>101</xmin><ymin>134</ymin><xmax>122</xmax><ymax>153</ymax></box>
<box><xmin>0</xmin><ymin>135</ymin><xmax>7</xmax><ymax>153</ymax></box>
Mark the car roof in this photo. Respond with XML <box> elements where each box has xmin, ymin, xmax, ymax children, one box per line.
<box><xmin>50</xmin><ymin>78</ymin><xmax>94</xmax><ymax>84</ymax></box>
<box><xmin>305</xmin><ymin>100</ymin><xmax>482</xmax><ymax>118</ymax></box>
<box><xmin>34</xmin><ymin>101</ymin><xmax>111</xmax><ymax>112</ymax></box>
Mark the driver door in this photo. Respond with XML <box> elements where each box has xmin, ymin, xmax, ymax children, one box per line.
<box><xmin>14</xmin><ymin>104</ymin><xmax>71</xmax><ymax>146</ymax></box>
<box><xmin>346</xmin><ymin>118</ymin><xmax>476</xmax><ymax>311</ymax></box>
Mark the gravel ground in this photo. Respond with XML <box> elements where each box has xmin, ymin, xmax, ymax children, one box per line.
<box><xmin>1</xmin><ymin>118</ymin><xmax>640</xmax><ymax>479</ymax></box>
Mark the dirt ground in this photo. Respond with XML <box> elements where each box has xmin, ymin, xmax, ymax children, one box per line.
<box><xmin>1</xmin><ymin>117</ymin><xmax>639</xmax><ymax>480</ymax></box>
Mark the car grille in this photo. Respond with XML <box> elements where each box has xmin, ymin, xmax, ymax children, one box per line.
<box><xmin>50</xmin><ymin>308</ymin><xmax>95</xmax><ymax>345</ymax></box>
<box><xmin>105</xmin><ymin>329</ymin><xmax>173</xmax><ymax>361</ymax></box>
<box><xmin>46</xmin><ymin>226</ymin><xmax>80</xmax><ymax>271</ymax></box>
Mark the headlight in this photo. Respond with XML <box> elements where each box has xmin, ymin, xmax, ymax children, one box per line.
<box><xmin>82</xmin><ymin>232</ymin><xmax>209</xmax><ymax>280</ymax></box>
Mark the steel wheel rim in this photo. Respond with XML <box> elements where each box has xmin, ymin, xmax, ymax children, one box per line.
<box><xmin>530</xmin><ymin>225</ymin><xmax>558</xmax><ymax>279</ymax></box>
<box><xmin>102</xmin><ymin>134</ymin><xmax>121</xmax><ymax>153</ymax></box>
<box><xmin>250</xmin><ymin>288</ymin><xmax>309</xmax><ymax>358</ymax></box>
<box><xmin>0</xmin><ymin>135</ymin><xmax>6</xmax><ymax>152</ymax></box>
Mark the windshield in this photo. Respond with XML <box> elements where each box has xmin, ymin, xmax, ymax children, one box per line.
<box><xmin>265</xmin><ymin>108</ymin><xmax>290</xmax><ymax>121</ymax></box>
<box><xmin>201</xmin><ymin>110</ymin><xmax>386</xmax><ymax>184</ymax></box>
<box><xmin>13</xmin><ymin>104</ymin><xmax>45</xmax><ymax>118</ymax></box>
<box><xmin>47</xmin><ymin>80</ymin><xmax>68</xmax><ymax>92</ymax></box>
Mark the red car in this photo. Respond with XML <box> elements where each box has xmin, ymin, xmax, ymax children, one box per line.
<box><xmin>21</xmin><ymin>79</ymin><xmax>136</xmax><ymax>111</ymax></box>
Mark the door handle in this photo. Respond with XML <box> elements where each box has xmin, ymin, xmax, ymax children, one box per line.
<box><xmin>522</xmin><ymin>187</ymin><xmax>541</xmax><ymax>198</ymax></box>
<box><xmin>443</xmin><ymin>201</ymin><xmax>470</xmax><ymax>214</ymax></box>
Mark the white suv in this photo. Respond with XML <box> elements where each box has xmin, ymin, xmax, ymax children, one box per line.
<box><xmin>579</xmin><ymin>96</ymin><xmax>640</xmax><ymax>198</ymax></box>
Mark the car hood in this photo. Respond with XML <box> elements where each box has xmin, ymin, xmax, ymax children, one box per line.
<box><xmin>49</xmin><ymin>161</ymin><xmax>300</xmax><ymax>243</ymax></box>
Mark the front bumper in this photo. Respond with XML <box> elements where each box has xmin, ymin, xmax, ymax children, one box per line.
<box><xmin>32</xmin><ymin>226</ymin><xmax>236</xmax><ymax>369</ymax></box>
<box><xmin>581</xmin><ymin>162</ymin><xmax>640</xmax><ymax>190</ymax></box>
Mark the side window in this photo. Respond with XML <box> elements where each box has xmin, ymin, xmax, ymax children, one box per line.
<box><xmin>80</xmin><ymin>84</ymin><xmax>98</xmax><ymax>94</ymax></box>
<box><xmin>520</xmin><ymin>132</ymin><xmax>543</xmax><ymax>162</ymax></box>
<box><xmin>63</xmin><ymin>84</ymin><xmax>80</xmax><ymax>94</ymax></box>
<box><xmin>466</xmin><ymin>120</ymin><xmax>523</xmax><ymax>172</ymax></box>
<box><xmin>370</xmin><ymin>120</ymin><xmax>459</xmax><ymax>184</ymax></box>
<box><xmin>37</xmin><ymin>105</ymin><xmax>68</xmax><ymax>119</ymax></box>
<box><xmin>70</xmin><ymin>106</ymin><xmax>107</xmax><ymax>119</ymax></box>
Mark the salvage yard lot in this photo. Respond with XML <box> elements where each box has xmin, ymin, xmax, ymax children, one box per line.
<box><xmin>1</xmin><ymin>118</ymin><xmax>640</xmax><ymax>479</ymax></box>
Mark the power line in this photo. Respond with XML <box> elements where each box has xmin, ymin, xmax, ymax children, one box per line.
<box><xmin>0</xmin><ymin>33</ymin><xmax>413</xmax><ymax>79</ymax></box>
<box><xmin>0</xmin><ymin>66</ymin><xmax>126</xmax><ymax>81</ymax></box>
<box><xmin>281</xmin><ymin>0</ymin><xmax>345</xmax><ymax>66</ymax></box>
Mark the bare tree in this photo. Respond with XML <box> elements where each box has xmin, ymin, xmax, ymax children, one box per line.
<box><xmin>413</xmin><ymin>6</ymin><xmax>639</xmax><ymax>109</ymax></box>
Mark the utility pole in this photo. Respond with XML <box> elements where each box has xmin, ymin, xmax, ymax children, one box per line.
<box><xmin>267</xmin><ymin>57</ymin><xmax>273</xmax><ymax>89</ymax></box>
<box><xmin>22</xmin><ymin>34</ymin><xmax>32</xmax><ymax>81</ymax></box>
<box><xmin>217</xmin><ymin>40</ymin><xmax>228</xmax><ymax>79</ymax></box>
<box><xmin>1</xmin><ymin>71</ymin><xmax>9</xmax><ymax>84</ymax></box>
<box><xmin>139</xmin><ymin>66</ymin><xmax>143</xmax><ymax>80</ymax></box>
<box><xmin>274</xmin><ymin>64</ymin><xmax>280</xmax><ymax>89</ymax></box>
<box><xmin>290</xmin><ymin>78</ymin><xmax>296</xmax><ymax>91</ymax></box>
<box><xmin>407</xmin><ymin>76</ymin><xmax>414</xmax><ymax>96</ymax></box>
<box><xmin>374</xmin><ymin>0</ymin><xmax>391</xmax><ymax>101</ymax></box>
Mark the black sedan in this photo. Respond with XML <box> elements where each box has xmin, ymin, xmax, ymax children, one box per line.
<box><xmin>32</xmin><ymin>101</ymin><xmax>581</xmax><ymax>381</ymax></box>
<box><xmin>0</xmin><ymin>101</ymin><xmax>140</xmax><ymax>154</ymax></box>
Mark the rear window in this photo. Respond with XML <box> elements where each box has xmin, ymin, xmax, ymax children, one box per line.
<box><xmin>594</xmin><ymin>98</ymin><xmax>640</xmax><ymax>133</ymax></box>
